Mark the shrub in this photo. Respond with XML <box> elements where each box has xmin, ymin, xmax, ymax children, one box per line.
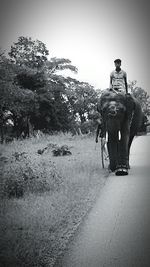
<box><xmin>1</xmin><ymin>149</ymin><xmax>62</xmax><ymax>198</ymax></box>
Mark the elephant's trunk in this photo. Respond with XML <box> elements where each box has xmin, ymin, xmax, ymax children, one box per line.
<box><xmin>106</xmin><ymin>126</ymin><xmax>123</xmax><ymax>171</ymax></box>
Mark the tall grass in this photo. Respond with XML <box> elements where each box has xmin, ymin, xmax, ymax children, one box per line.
<box><xmin>0</xmin><ymin>132</ymin><xmax>106</xmax><ymax>267</ymax></box>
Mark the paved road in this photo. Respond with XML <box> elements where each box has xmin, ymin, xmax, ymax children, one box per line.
<box><xmin>56</xmin><ymin>135</ymin><xmax>150</xmax><ymax>267</ymax></box>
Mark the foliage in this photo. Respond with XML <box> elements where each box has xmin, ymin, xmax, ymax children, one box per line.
<box><xmin>1</xmin><ymin>145</ymin><xmax>62</xmax><ymax>198</ymax></box>
<box><xmin>6</xmin><ymin>36</ymin><xmax>81</xmax><ymax>132</ymax></box>
<box><xmin>8</xmin><ymin>36</ymin><xmax>49</xmax><ymax>69</ymax></box>
<box><xmin>62</xmin><ymin>78</ymin><xmax>100</xmax><ymax>124</ymax></box>
<box><xmin>128</xmin><ymin>80</ymin><xmax>150</xmax><ymax>115</ymax></box>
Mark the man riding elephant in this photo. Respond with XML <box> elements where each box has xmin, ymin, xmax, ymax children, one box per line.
<box><xmin>109</xmin><ymin>58</ymin><xmax>128</xmax><ymax>94</ymax></box>
<box><xmin>97</xmin><ymin>89</ymin><xmax>143</xmax><ymax>175</ymax></box>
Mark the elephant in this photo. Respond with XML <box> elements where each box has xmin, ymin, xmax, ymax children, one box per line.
<box><xmin>97</xmin><ymin>89</ymin><xmax>143</xmax><ymax>175</ymax></box>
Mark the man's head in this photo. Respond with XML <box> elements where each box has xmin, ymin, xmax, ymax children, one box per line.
<box><xmin>114</xmin><ymin>58</ymin><xmax>121</xmax><ymax>69</ymax></box>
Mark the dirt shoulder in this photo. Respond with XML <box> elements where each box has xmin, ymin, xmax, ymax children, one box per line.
<box><xmin>0</xmin><ymin>134</ymin><xmax>108</xmax><ymax>267</ymax></box>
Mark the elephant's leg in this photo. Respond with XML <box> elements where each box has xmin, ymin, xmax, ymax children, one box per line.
<box><xmin>107</xmin><ymin>132</ymin><xmax>118</xmax><ymax>172</ymax></box>
<box><xmin>128</xmin><ymin>134</ymin><xmax>134</xmax><ymax>154</ymax></box>
<box><xmin>115</xmin><ymin>127</ymin><xmax>130</xmax><ymax>175</ymax></box>
<box><xmin>127</xmin><ymin>134</ymin><xmax>135</xmax><ymax>168</ymax></box>
<box><xmin>117</xmin><ymin>136</ymin><xmax>129</xmax><ymax>168</ymax></box>
<box><xmin>116</xmin><ymin>142</ymin><xmax>129</xmax><ymax>175</ymax></box>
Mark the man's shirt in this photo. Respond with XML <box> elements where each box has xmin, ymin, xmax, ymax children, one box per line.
<box><xmin>110</xmin><ymin>69</ymin><xmax>127</xmax><ymax>91</ymax></box>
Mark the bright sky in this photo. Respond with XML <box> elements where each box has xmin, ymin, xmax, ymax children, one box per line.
<box><xmin>0</xmin><ymin>0</ymin><xmax>150</xmax><ymax>93</ymax></box>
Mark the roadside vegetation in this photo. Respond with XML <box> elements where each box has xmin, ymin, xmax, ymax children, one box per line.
<box><xmin>0</xmin><ymin>132</ymin><xmax>107</xmax><ymax>267</ymax></box>
<box><xmin>1</xmin><ymin>35</ymin><xmax>150</xmax><ymax>267</ymax></box>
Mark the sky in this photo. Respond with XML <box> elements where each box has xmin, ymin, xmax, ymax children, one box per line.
<box><xmin>0</xmin><ymin>0</ymin><xmax>150</xmax><ymax>92</ymax></box>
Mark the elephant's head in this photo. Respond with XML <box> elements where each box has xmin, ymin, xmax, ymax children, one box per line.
<box><xmin>97</xmin><ymin>90</ymin><xmax>138</xmax><ymax>175</ymax></box>
<box><xmin>97</xmin><ymin>90</ymin><xmax>135</xmax><ymax>133</ymax></box>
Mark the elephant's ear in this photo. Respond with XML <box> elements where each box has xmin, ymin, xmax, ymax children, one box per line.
<box><xmin>125</xmin><ymin>94</ymin><xmax>135</xmax><ymax>119</ymax></box>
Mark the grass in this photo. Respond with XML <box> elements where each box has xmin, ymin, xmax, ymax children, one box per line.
<box><xmin>0</xmin><ymin>132</ymin><xmax>108</xmax><ymax>267</ymax></box>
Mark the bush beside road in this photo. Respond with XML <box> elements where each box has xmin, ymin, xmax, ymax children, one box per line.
<box><xmin>0</xmin><ymin>133</ymin><xmax>106</xmax><ymax>267</ymax></box>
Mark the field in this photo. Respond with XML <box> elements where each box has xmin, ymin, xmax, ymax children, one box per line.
<box><xmin>0</xmin><ymin>133</ymin><xmax>108</xmax><ymax>267</ymax></box>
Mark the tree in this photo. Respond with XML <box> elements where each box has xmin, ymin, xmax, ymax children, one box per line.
<box><xmin>8</xmin><ymin>36</ymin><xmax>49</xmax><ymax>69</ymax></box>
<box><xmin>0</xmin><ymin>51</ymin><xmax>20</xmax><ymax>111</ymax></box>
<box><xmin>7</xmin><ymin>37</ymin><xmax>79</xmax><ymax>132</ymax></box>
<box><xmin>44</xmin><ymin>57</ymin><xmax>78</xmax><ymax>76</ymax></box>
<box><xmin>3</xmin><ymin>36</ymin><xmax>101</xmax><ymax>134</ymax></box>
<box><xmin>128</xmin><ymin>81</ymin><xmax>150</xmax><ymax>116</ymax></box>
<box><xmin>66</xmin><ymin>80</ymin><xmax>98</xmax><ymax>123</ymax></box>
